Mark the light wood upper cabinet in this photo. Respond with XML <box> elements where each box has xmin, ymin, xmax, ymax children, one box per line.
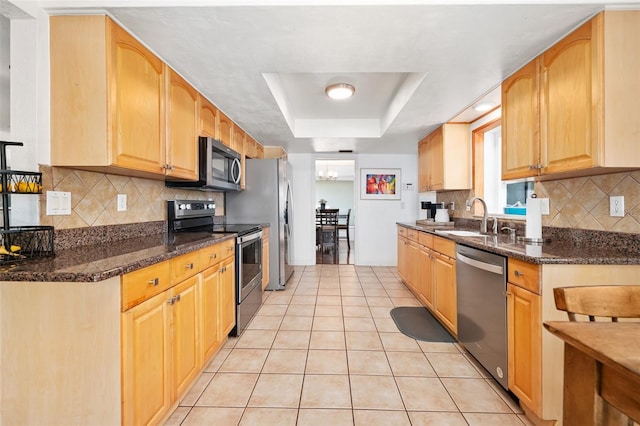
<box><xmin>166</xmin><ymin>69</ymin><xmax>199</xmax><ymax>180</ymax></box>
<box><xmin>51</xmin><ymin>16</ymin><xmax>168</xmax><ymax>177</ymax></box>
<box><xmin>199</xmin><ymin>96</ymin><xmax>219</xmax><ymax>139</ymax></box>
<box><xmin>540</xmin><ymin>17</ymin><xmax>598</xmax><ymax>175</ymax></box>
<box><xmin>218</xmin><ymin>112</ymin><xmax>233</xmax><ymax>148</ymax></box>
<box><xmin>501</xmin><ymin>58</ymin><xmax>540</xmax><ymax>180</ymax></box>
<box><xmin>418</xmin><ymin>123</ymin><xmax>470</xmax><ymax>191</ymax></box>
<box><xmin>501</xmin><ymin>11</ymin><xmax>640</xmax><ymax>180</ymax></box>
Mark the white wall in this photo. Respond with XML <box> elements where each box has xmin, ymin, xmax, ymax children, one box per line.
<box><xmin>289</xmin><ymin>152</ymin><xmax>418</xmax><ymax>266</ymax></box>
<box><xmin>4</xmin><ymin>17</ymin><xmax>40</xmax><ymax>226</ymax></box>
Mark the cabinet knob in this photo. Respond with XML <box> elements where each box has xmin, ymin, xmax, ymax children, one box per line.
<box><xmin>210</xmin><ymin>253</ymin><xmax>217</xmax><ymax>259</ymax></box>
<box><xmin>186</xmin><ymin>263</ymin><xmax>194</xmax><ymax>270</ymax></box>
<box><xmin>148</xmin><ymin>278</ymin><xmax>159</xmax><ymax>286</ymax></box>
<box><xmin>514</xmin><ymin>270</ymin><xmax>524</xmax><ymax>277</ymax></box>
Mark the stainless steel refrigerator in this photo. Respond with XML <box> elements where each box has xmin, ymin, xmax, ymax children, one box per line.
<box><xmin>225</xmin><ymin>158</ymin><xmax>293</xmax><ymax>290</ymax></box>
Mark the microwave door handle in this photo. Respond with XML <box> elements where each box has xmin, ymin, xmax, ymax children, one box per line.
<box><xmin>231</xmin><ymin>158</ymin><xmax>242</xmax><ymax>184</ymax></box>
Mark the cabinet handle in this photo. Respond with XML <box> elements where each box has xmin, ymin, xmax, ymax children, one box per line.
<box><xmin>227</xmin><ymin>246</ymin><xmax>233</xmax><ymax>252</ymax></box>
<box><xmin>168</xmin><ymin>296</ymin><xmax>174</xmax><ymax>305</ymax></box>
<box><xmin>185</xmin><ymin>263</ymin><xmax>194</xmax><ymax>270</ymax></box>
<box><xmin>175</xmin><ymin>294</ymin><xmax>181</xmax><ymax>302</ymax></box>
<box><xmin>504</xmin><ymin>291</ymin><xmax>512</xmax><ymax>297</ymax></box>
<box><xmin>148</xmin><ymin>278</ymin><xmax>159</xmax><ymax>286</ymax></box>
<box><xmin>210</xmin><ymin>253</ymin><xmax>217</xmax><ymax>259</ymax></box>
<box><xmin>514</xmin><ymin>270</ymin><xmax>524</xmax><ymax>277</ymax></box>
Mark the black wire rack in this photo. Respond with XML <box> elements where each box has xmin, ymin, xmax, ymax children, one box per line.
<box><xmin>0</xmin><ymin>141</ymin><xmax>54</xmax><ymax>264</ymax></box>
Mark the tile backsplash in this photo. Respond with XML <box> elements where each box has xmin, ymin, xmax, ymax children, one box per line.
<box><xmin>38</xmin><ymin>166</ymin><xmax>223</xmax><ymax>229</ymax></box>
<box><xmin>437</xmin><ymin>169</ymin><xmax>640</xmax><ymax>234</ymax></box>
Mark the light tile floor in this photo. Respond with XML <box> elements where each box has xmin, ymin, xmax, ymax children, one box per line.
<box><xmin>166</xmin><ymin>265</ymin><xmax>533</xmax><ymax>426</ymax></box>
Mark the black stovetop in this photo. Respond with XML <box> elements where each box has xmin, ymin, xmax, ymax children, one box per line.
<box><xmin>211</xmin><ymin>224</ymin><xmax>262</xmax><ymax>236</ymax></box>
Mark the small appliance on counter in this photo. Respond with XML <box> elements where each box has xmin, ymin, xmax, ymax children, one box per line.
<box><xmin>167</xmin><ymin>200</ymin><xmax>263</xmax><ymax>337</ymax></box>
<box><xmin>420</xmin><ymin>201</ymin><xmax>444</xmax><ymax>220</ymax></box>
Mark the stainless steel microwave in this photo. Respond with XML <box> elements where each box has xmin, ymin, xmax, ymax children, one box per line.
<box><xmin>166</xmin><ymin>137</ymin><xmax>242</xmax><ymax>192</ymax></box>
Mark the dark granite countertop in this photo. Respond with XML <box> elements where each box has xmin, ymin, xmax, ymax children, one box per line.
<box><xmin>397</xmin><ymin>222</ymin><xmax>640</xmax><ymax>265</ymax></box>
<box><xmin>0</xmin><ymin>232</ymin><xmax>237</xmax><ymax>282</ymax></box>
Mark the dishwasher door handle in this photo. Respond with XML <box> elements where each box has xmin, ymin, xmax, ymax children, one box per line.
<box><xmin>457</xmin><ymin>253</ymin><xmax>504</xmax><ymax>275</ymax></box>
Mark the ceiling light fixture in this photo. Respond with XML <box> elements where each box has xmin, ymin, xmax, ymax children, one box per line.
<box><xmin>325</xmin><ymin>83</ymin><xmax>355</xmax><ymax>100</ymax></box>
<box><xmin>472</xmin><ymin>101</ymin><xmax>496</xmax><ymax>112</ymax></box>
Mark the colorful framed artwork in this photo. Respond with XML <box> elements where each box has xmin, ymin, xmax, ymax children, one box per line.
<box><xmin>360</xmin><ymin>168</ymin><xmax>401</xmax><ymax>200</ymax></box>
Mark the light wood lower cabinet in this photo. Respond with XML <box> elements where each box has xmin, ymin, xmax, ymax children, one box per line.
<box><xmin>397</xmin><ymin>226</ymin><xmax>457</xmax><ymax>335</ymax></box>
<box><xmin>432</xmin><ymin>251</ymin><xmax>457</xmax><ymax>333</ymax></box>
<box><xmin>262</xmin><ymin>228</ymin><xmax>270</xmax><ymax>290</ymax></box>
<box><xmin>121</xmin><ymin>287</ymin><xmax>172</xmax><ymax>426</ymax></box>
<box><xmin>507</xmin><ymin>282</ymin><xmax>542</xmax><ymax>413</ymax></box>
<box><xmin>219</xmin><ymin>256</ymin><xmax>236</xmax><ymax>336</ymax></box>
<box><xmin>171</xmin><ymin>275</ymin><xmax>200</xmax><ymax>400</ymax></box>
<box><xmin>122</xmin><ymin>240</ymin><xmax>235</xmax><ymax>425</ymax></box>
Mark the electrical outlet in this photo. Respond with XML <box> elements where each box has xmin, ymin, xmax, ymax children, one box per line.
<box><xmin>117</xmin><ymin>194</ymin><xmax>127</xmax><ymax>212</ymax></box>
<box><xmin>610</xmin><ymin>195</ymin><xmax>624</xmax><ymax>217</ymax></box>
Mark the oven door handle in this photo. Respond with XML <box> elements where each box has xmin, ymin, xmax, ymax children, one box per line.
<box><xmin>238</xmin><ymin>230</ymin><xmax>263</xmax><ymax>244</ymax></box>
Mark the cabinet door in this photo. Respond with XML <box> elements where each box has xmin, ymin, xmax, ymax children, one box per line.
<box><xmin>201</xmin><ymin>265</ymin><xmax>222</xmax><ymax>363</ymax></box>
<box><xmin>397</xmin><ymin>235</ymin><xmax>407</xmax><ymax>283</ymax></box>
<box><xmin>426</xmin><ymin>128</ymin><xmax>444</xmax><ymax>190</ymax></box>
<box><xmin>110</xmin><ymin>22</ymin><xmax>166</xmax><ymax>175</ymax></box>
<box><xmin>262</xmin><ymin>237</ymin><xmax>270</xmax><ymax>290</ymax></box>
<box><xmin>166</xmin><ymin>69</ymin><xmax>199</xmax><ymax>180</ymax></box>
<box><xmin>502</xmin><ymin>58</ymin><xmax>540</xmax><ymax>180</ymax></box>
<box><xmin>171</xmin><ymin>275</ymin><xmax>200</xmax><ymax>400</ymax></box>
<box><xmin>121</xmin><ymin>290</ymin><xmax>171</xmax><ymax>426</ymax></box>
<box><xmin>433</xmin><ymin>254</ymin><xmax>457</xmax><ymax>334</ymax></box>
<box><xmin>406</xmin><ymin>240</ymin><xmax>420</xmax><ymax>293</ymax></box>
<box><xmin>507</xmin><ymin>283</ymin><xmax>542</xmax><ymax>415</ymax></box>
<box><xmin>220</xmin><ymin>257</ymin><xmax>236</xmax><ymax>336</ymax></box>
<box><xmin>200</xmin><ymin>96</ymin><xmax>218</xmax><ymax>139</ymax></box>
<box><xmin>218</xmin><ymin>112</ymin><xmax>233</xmax><ymax>148</ymax></box>
<box><xmin>418</xmin><ymin>138</ymin><xmax>430</xmax><ymax>192</ymax></box>
<box><xmin>418</xmin><ymin>247</ymin><xmax>433</xmax><ymax>309</ymax></box>
<box><xmin>541</xmin><ymin>18</ymin><xmax>598</xmax><ymax>175</ymax></box>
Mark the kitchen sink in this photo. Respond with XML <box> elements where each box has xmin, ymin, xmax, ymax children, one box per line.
<box><xmin>436</xmin><ymin>230</ymin><xmax>486</xmax><ymax>237</ymax></box>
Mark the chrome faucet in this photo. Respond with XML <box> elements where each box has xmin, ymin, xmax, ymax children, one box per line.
<box><xmin>466</xmin><ymin>197</ymin><xmax>488</xmax><ymax>233</ymax></box>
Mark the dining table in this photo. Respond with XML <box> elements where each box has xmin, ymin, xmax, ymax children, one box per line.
<box><xmin>544</xmin><ymin>321</ymin><xmax>640</xmax><ymax>426</ymax></box>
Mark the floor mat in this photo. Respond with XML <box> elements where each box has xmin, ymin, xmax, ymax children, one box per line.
<box><xmin>390</xmin><ymin>306</ymin><xmax>456</xmax><ymax>342</ymax></box>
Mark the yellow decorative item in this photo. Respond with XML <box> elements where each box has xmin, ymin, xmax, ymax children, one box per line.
<box><xmin>0</xmin><ymin>245</ymin><xmax>21</xmax><ymax>255</ymax></box>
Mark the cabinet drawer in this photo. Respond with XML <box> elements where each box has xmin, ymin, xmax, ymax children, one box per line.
<box><xmin>397</xmin><ymin>226</ymin><xmax>408</xmax><ymax>238</ymax></box>
<box><xmin>200</xmin><ymin>244</ymin><xmax>222</xmax><ymax>270</ymax></box>
<box><xmin>121</xmin><ymin>261</ymin><xmax>171</xmax><ymax>311</ymax></box>
<box><xmin>171</xmin><ymin>251</ymin><xmax>201</xmax><ymax>284</ymax></box>
<box><xmin>407</xmin><ymin>229</ymin><xmax>418</xmax><ymax>242</ymax></box>
<box><xmin>219</xmin><ymin>239</ymin><xmax>235</xmax><ymax>260</ymax></box>
<box><xmin>433</xmin><ymin>236</ymin><xmax>456</xmax><ymax>259</ymax></box>
<box><xmin>508</xmin><ymin>258</ymin><xmax>540</xmax><ymax>294</ymax></box>
<box><xmin>418</xmin><ymin>231</ymin><xmax>433</xmax><ymax>248</ymax></box>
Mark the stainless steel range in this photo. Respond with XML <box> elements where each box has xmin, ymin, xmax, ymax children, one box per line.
<box><xmin>167</xmin><ymin>200</ymin><xmax>263</xmax><ymax>337</ymax></box>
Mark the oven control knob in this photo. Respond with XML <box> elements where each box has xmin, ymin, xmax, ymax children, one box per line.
<box><xmin>186</xmin><ymin>204</ymin><xmax>191</xmax><ymax>209</ymax></box>
<box><xmin>179</xmin><ymin>204</ymin><xmax>187</xmax><ymax>210</ymax></box>
<box><xmin>208</xmin><ymin>203</ymin><xmax>215</xmax><ymax>209</ymax></box>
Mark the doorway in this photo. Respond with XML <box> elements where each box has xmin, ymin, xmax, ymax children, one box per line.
<box><xmin>315</xmin><ymin>159</ymin><xmax>355</xmax><ymax>265</ymax></box>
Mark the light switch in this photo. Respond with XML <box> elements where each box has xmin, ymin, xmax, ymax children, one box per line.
<box><xmin>46</xmin><ymin>191</ymin><xmax>71</xmax><ymax>215</ymax></box>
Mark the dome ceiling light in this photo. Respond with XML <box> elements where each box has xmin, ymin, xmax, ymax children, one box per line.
<box><xmin>325</xmin><ymin>83</ymin><xmax>355</xmax><ymax>100</ymax></box>
<box><xmin>472</xmin><ymin>101</ymin><xmax>496</xmax><ymax>112</ymax></box>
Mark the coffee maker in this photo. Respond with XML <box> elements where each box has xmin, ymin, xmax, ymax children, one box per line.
<box><xmin>421</xmin><ymin>201</ymin><xmax>444</xmax><ymax>220</ymax></box>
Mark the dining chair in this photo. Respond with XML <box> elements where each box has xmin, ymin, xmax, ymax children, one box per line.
<box><xmin>553</xmin><ymin>285</ymin><xmax>640</xmax><ymax>426</ymax></box>
<box><xmin>316</xmin><ymin>209</ymin><xmax>339</xmax><ymax>255</ymax></box>
<box><xmin>553</xmin><ymin>285</ymin><xmax>640</xmax><ymax>322</ymax></box>
<box><xmin>337</xmin><ymin>208</ymin><xmax>351</xmax><ymax>249</ymax></box>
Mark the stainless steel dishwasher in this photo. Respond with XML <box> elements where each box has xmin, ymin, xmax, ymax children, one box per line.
<box><xmin>456</xmin><ymin>244</ymin><xmax>508</xmax><ymax>389</ymax></box>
